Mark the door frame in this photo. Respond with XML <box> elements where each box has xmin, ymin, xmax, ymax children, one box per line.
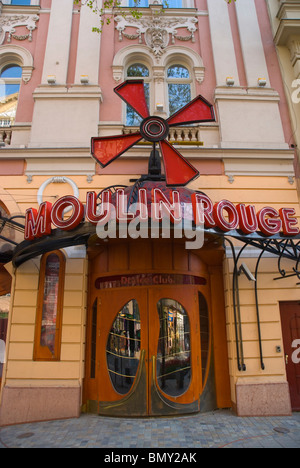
<box><xmin>83</xmin><ymin>239</ymin><xmax>231</xmax><ymax>415</ymax></box>
<box><xmin>84</xmin><ymin>284</ymin><xmax>207</xmax><ymax>416</ymax></box>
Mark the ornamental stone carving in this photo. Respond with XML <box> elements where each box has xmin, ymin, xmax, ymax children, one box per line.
<box><xmin>115</xmin><ymin>12</ymin><xmax>198</xmax><ymax>61</ymax></box>
<box><xmin>0</xmin><ymin>14</ymin><xmax>39</xmax><ymax>46</ymax></box>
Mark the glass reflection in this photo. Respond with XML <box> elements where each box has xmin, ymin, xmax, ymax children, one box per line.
<box><xmin>40</xmin><ymin>253</ymin><xmax>61</xmax><ymax>354</ymax></box>
<box><xmin>199</xmin><ymin>293</ymin><xmax>209</xmax><ymax>386</ymax></box>
<box><xmin>106</xmin><ymin>300</ymin><xmax>141</xmax><ymax>395</ymax></box>
<box><xmin>126</xmin><ymin>63</ymin><xmax>150</xmax><ymax>126</ymax></box>
<box><xmin>157</xmin><ymin>299</ymin><xmax>191</xmax><ymax>397</ymax></box>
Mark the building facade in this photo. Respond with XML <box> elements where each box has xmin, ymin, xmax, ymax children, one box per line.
<box><xmin>0</xmin><ymin>0</ymin><xmax>299</xmax><ymax>425</ymax></box>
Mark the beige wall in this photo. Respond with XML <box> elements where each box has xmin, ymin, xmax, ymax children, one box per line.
<box><xmin>0</xmin><ymin>172</ymin><xmax>298</xmax><ymax>422</ymax></box>
<box><xmin>0</xmin><ymin>252</ymin><xmax>88</xmax><ymax>425</ymax></box>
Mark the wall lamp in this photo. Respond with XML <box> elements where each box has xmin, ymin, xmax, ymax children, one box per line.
<box><xmin>226</xmin><ymin>76</ymin><xmax>235</xmax><ymax>86</ymax></box>
<box><xmin>238</xmin><ymin>262</ymin><xmax>256</xmax><ymax>282</ymax></box>
<box><xmin>258</xmin><ymin>78</ymin><xmax>267</xmax><ymax>87</ymax></box>
<box><xmin>47</xmin><ymin>75</ymin><xmax>56</xmax><ymax>85</ymax></box>
<box><xmin>80</xmin><ymin>75</ymin><xmax>89</xmax><ymax>84</ymax></box>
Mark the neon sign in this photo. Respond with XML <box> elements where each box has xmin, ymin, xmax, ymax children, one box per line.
<box><xmin>24</xmin><ymin>187</ymin><xmax>299</xmax><ymax>241</ymax></box>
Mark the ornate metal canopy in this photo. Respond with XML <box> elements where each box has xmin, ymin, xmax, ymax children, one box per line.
<box><xmin>0</xmin><ymin>213</ymin><xmax>25</xmax><ymax>264</ymax></box>
<box><xmin>7</xmin><ymin>181</ymin><xmax>300</xmax><ymax>374</ymax></box>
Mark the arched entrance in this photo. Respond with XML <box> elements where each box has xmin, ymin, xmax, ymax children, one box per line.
<box><xmin>84</xmin><ymin>238</ymin><xmax>231</xmax><ymax>417</ymax></box>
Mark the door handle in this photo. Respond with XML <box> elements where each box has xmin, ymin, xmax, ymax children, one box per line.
<box><xmin>285</xmin><ymin>354</ymin><xmax>288</xmax><ymax>365</ymax></box>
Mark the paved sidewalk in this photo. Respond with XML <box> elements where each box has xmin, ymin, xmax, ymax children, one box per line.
<box><xmin>0</xmin><ymin>410</ymin><xmax>299</xmax><ymax>449</ymax></box>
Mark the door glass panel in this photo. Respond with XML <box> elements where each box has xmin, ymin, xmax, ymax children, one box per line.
<box><xmin>40</xmin><ymin>253</ymin><xmax>61</xmax><ymax>354</ymax></box>
<box><xmin>156</xmin><ymin>299</ymin><xmax>191</xmax><ymax>397</ymax></box>
<box><xmin>106</xmin><ymin>299</ymin><xmax>141</xmax><ymax>395</ymax></box>
<box><xmin>199</xmin><ymin>292</ymin><xmax>209</xmax><ymax>386</ymax></box>
<box><xmin>90</xmin><ymin>299</ymin><xmax>97</xmax><ymax>379</ymax></box>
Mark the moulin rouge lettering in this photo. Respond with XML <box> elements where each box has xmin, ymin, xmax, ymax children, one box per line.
<box><xmin>24</xmin><ymin>187</ymin><xmax>300</xmax><ymax>242</ymax></box>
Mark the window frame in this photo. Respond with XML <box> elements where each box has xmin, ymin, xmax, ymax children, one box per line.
<box><xmin>0</xmin><ymin>64</ymin><xmax>22</xmax><ymax>94</ymax></box>
<box><xmin>125</xmin><ymin>61</ymin><xmax>152</xmax><ymax>126</ymax></box>
<box><xmin>0</xmin><ymin>63</ymin><xmax>22</xmax><ymax>127</ymax></box>
<box><xmin>2</xmin><ymin>0</ymin><xmax>33</xmax><ymax>5</ymax></box>
<box><xmin>33</xmin><ymin>250</ymin><xmax>65</xmax><ymax>362</ymax></box>
<box><xmin>126</xmin><ymin>0</ymin><xmax>193</xmax><ymax>7</ymax></box>
<box><xmin>166</xmin><ymin>63</ymin><xmax>193</xmax><ymax>117</ymax></box>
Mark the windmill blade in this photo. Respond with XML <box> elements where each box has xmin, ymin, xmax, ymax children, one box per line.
<box><xmin>114</xmin><ymin>80</ymin><xmax>150</xmax><ymax>120</ymax></box>
<box><xmin>159</xmin><ymin>140</ymin><xmax>200</xmax><ymax>186</ymax></box>
<box><xmin>167</xmin><ymin>95</ymin><xmax>215</xmax><ymax>127</ymax></box>
<box><xmin>91</xmin><ymin>133</ymin><xmax>143</xmax><ymax>167</ymax></box>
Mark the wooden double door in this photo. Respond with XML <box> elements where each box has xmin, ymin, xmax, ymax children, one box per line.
<box><xmin>87</xmin><ymin>284</ymin><xmax>207</xmax><ymax>417</ymax></box>
<box><xmin>280</xmin><ymin>302</ymin><xmax>300</xmax><ymax>411</ymax></box>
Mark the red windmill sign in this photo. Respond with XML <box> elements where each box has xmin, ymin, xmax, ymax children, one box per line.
<box><xmin>91</xmin><ymin>79</ymin><xmax>215</xmax><ymax>187</ymax></box>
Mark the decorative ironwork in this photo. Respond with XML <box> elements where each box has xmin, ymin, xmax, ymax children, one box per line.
<box><xmin>8</xmin><ymin>180</ymin><xmax>300</xmax><ymax>375</ymax></box>
<box><xmin>224</xmin><ymin>233</ymin><xmax>300</xmax><ymax>372</ymax></box>
<box><xmin>0</xmin><ymin>213</ymin><xmax>25</xmax><ymax>263</ymax></box>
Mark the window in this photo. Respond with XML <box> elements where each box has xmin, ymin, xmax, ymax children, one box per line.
<box><xmin>156</xmin><ymin>298</ymin><xmax>191</xmax><ymax>397</ymax></box>
<box><xmin>34</xmin><ymin>251</ymin><xmax>65</xmax><ymax>361</ymax></box>
<box><xmin>126</xmin><ymin>63</ymin><xmax>150</xmax><ymax>126</ymax></box>
<box><xmin>198</xmin><ymin>292</ymin><xmax>210</xmax><ymax>386</ymax></box>
<box><xmin>2</xmin><ymin>1</ymin><xmax>31</xmax><ymax>5</ymax></box>
<box><xmin>90</xmin><ymin>299</ymin><xmax>97</xmax><ymax>379</ymax></box>
<box><xmin>0</xmin><ymin>65</ymin><xmax>22</xmax><ymax>127</ymax></box>
<box><xmin>167</xmin><ymin>65</ymin><xmax>191</xmax><ymax>116</ymax></box>
<box><xmin>0</xmin><ymin>302</ymin><xmax>9</xmax><ymax>382</ymax></box>
<box><xmin>128</xmin><ymin>0</ymin><xmax>183</xmax><ymax>7</ymax></box>
<box><xmin>106</xmin><ymin>299</ymin><xmax>141</xmax><ymax>395</ymax></box>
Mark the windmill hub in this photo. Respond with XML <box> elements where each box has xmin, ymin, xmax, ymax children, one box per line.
<box><xmin>140</xmin><ymin>116</ymin><xmax>169</xmax><ymax>143</ymax></box>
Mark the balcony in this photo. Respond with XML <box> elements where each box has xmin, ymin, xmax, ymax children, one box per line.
<box><xmin>123</xmin><ymin>125</ymin><xmax>214</xmax><ymax>146</ymax></box>
<box><xmin>0</xmin><ymin>127</ymin><xmax>12</xmax><ymax>146</ymax></box>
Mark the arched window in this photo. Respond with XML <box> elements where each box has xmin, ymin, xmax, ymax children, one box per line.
<box><xmin>0</xmin><ymin>64</ymin><xmax>22</xmax><ymax>127</ymax></box>
<box><xmin>128</xmin><ymin>0</ymin><xmax>183</xmax><ymax>7</ymax></box>
<box><xmin>167</xmin><ymin>64</ymin><xmax>192</xmax><ymax>116</ymax></box>
<box><xmin>126</xmin><ymin>63</ymin><xmax>150</xmax><ymax>126</ymax></box>
<box><xmin>34</xmin><ymin>251</ymin><xmax>65</xmax><ymax>361</ymax></box>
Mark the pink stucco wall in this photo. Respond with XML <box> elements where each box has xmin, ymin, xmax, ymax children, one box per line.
<box><xmin>254</xmin><ymin>0</ymin><xmax>294</xmax><ymax>147</ymax></box>
<box><xmin>14</xmin><ymin>11</ymin><xmax>50</xmax><ymax>123</ymax></box>
<box><xmin>9</xmin><ymin>0</ymin><xmax>296</xmax><ymax>152</ymax></box>
<box><xmin>99</xmin><ymin>0</ymin><xmax>217</xmax><ymax>123</ymax></box>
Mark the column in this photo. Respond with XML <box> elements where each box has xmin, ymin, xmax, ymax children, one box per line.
<box><xmin>41</xmin><ymin>0</ymin><xmax>74</xmax><ymax>85</ymax></box>
<box><xmin>207</xmin><ymin>0</ymin><xmax>239</xmax><ymax>87</ymax></box>
<box><xmin>74</xmin><ymin>5</ymin><xmax>101</xmax><ymax>85</ymax></box>
<box><xmin>235</xmin><ymin>0</ymin><xmax>270</xmax><ymax>87</ymax></box>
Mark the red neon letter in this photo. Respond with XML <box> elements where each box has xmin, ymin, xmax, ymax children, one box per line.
<box><xmin>86</xmin><ymin>190</ymin><xmax>112</xmax><ymax>225</ymax></box>
<box><xmin>237</xmin><ymin>204</ymin><xmax>258</xmax><ymax>234</ymax></box>
<box><xmin>51</xmin><ymin>196</ymin><xmax>84</xmax><ymax>231</ymax></box>
<box><xmin>191</xmin><ymin>193</ymin><xmax>215</xmax><ymax>228</ymax></box>
<box><xmin>25</xmin><ymin>202</ymin><xmax>52</xmax><ymax>241</ymax></box>
<box><xmin>116</xmin><ymin>189</ymin><xmax>135</xmax><ymax>223</ymax></box>
<box><xmin>257</xmin><ymin>207</ymin><xmax>282</xmax><ymax>235</ymax></box>
<box><xmin>137</xmin><ymin>188</ymin><xmax>148</xmax><ymax>222</ymax></box>
<box><xmin>152</xmin><ymin>188</ymin><xmax>182</xmax><ymax>224</ymax></box>
<box><xmin>213</xmin><ymin>200</ymin><xmax>239</xmax><ymax>232</ymax></box>
<box><xmin>279</xmin><ymin>208</ymin><xmax>300</xmax><ymax>236</ymax></box>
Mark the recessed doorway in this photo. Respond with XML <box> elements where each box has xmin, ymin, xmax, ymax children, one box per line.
<box><xmin>84</xmin><ymin>239</ymin><xmax>231</xmax><ymax>417</ymax></box>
